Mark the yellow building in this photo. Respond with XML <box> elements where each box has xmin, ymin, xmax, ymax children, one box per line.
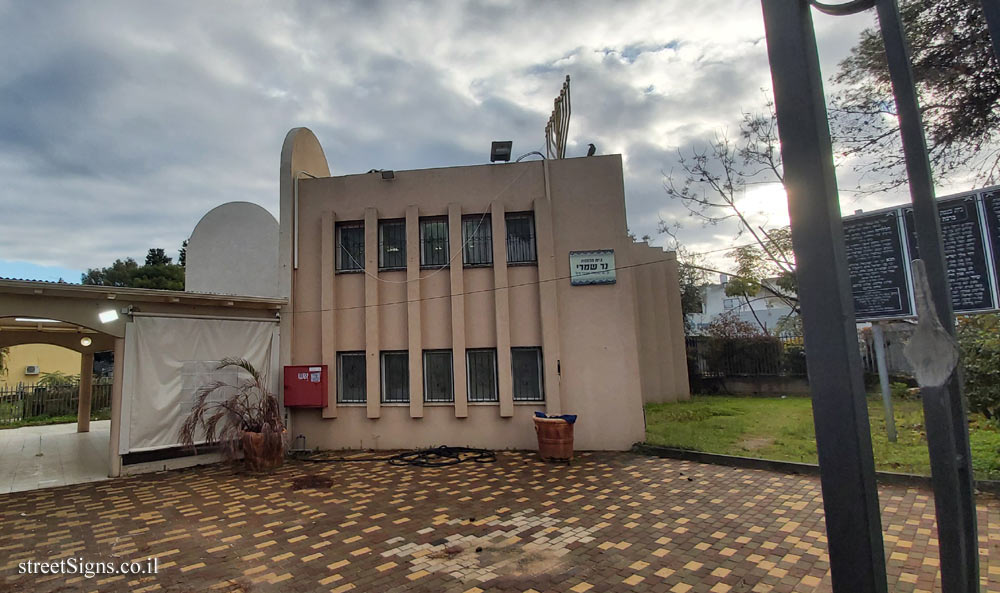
<box><xmin>1</xmin><ymin>344</ymin><xmax>81</xmax><ymax>387</ymax></box>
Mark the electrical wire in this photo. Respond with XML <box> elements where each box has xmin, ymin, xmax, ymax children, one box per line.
<box><xmin>291</xmin><ymin>257</ymin><xmax>683</xmax><ymax>315</ymax></box>
<box><xmin>293</xmin><ymin>446</ymin><xmax>497</xmax><ymax>467</ymax></box>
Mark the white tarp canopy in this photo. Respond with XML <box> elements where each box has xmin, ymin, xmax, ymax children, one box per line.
<box><xmin>119</xmin><ymin>315</ymin><xmax>278</xmax><ymax>454</ymax></box>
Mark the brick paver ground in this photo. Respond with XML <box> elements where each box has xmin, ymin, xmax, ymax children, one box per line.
<box><xmin>1</xmin><ymin>451</ymin><xmax>998</xmax><ymax>592</ymax></box>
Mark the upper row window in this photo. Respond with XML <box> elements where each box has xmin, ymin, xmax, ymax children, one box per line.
<box><xmin>379</xmin><ymin>219</ymin><xmax>406</xmax><ymax>270</ymax></box>
<box><xmin>336</xmin><ymin>221</ymin><xmax>365</xmax><ymax>271</ymax></box>
<box><xmin>504</xmin><ymin>213</ymin><xmax>536</xmax><ymax>264</ymax></box>
<box><xmin>335</xmin><ymin>212</ymin><xmax>536</xmax><ymax>272</ymax></box>
<box><xmin>420</xmin><ymin>217</ymin><xmax>449</xmax><ymax>268</ymax></box>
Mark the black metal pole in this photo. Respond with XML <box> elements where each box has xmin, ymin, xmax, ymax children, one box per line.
<box><xmin>982</xmin><ymin>0</ymin><xmax>1000</xmax><ymax>64</ymax></box>
<box><xmin>875</xmin><ymin>1</ymin><xmax>980</xmax><ymax>591</ymax></box>
<box><xmin>760</xmin><ymin>3</ymin><xmax>887</xmax><ymax>592</ymax></box>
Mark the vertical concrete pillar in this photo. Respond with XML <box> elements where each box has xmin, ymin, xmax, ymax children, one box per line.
<box><xmin>448</xmin><ymin>203</ymin><xmax>468</xmax><ymax>418</ymax></box>
<box><xmin>320</xmin><ymin>211</ymin><xmax>338</xmax><ymax>418</ymax></box>
<box><xmin>108</xmin><ymin>337</ymin><xmax>124</xmax><ymax>478</ymax></box>
<box><xmin>491</xmin><ymin>202</ymin><xmax>514</xmax><ymax>418</ymax></box>
<box><xmin>661</xmin><ymin>254</ymin><xmax>690</xmax><ymax>399</ymax></box>
<box><xmin>648</xmin><ymin>256</ymin><xmax>671</xmax><ymax>402</ymax></box>
<box><xmin>77</xmin><ymin>351</ymin><xmax>94</xmax><ymax>432</ymax></box>
<box><xmin>364</xmin><ymin>207</ymin><xmax>381</xmax><ymax>419</ymax></box>
<box><xmin>634</xmin><ymin>254</ymin><xmax>662</xmax><ymax>403</ymax></box>
<box><xmin>534</xmin><ymin>186</ymin><xmax>562</xmax><ymax>415</ymax></box>
<box><xmin>406</xmin><ymin>205</ymin><xmax>424</xmax><ymax>418</ymax></box>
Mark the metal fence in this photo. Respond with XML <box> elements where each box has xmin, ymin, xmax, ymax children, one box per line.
<box><xmin>688</xmin><ymin>328</ymin><xmax>914</xmax><ymax>381</ymax></box>
<box><xmin>686</xmin><ymin>332</ymin><xmax>807</xmax><ymax>378</ymax></box>
<box><xmin>0</xmin><ymin>380</ymin><xmax>113</xmax><ymax>425</ymax></box>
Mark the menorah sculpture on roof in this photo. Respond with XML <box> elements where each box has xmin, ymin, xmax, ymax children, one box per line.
<box><xmin>544</xmin><ymin>75</ymin><xmax>571</xmax><ymax>160</ymax></box>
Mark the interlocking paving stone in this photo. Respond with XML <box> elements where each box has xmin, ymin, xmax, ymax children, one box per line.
<box><xmin>0</xmin><ymin>451</ymin><xmax>997</xmax><ymax>592</ymax></box>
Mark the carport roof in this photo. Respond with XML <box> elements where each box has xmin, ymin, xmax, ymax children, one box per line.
<box><xmin>0</xmin><ymin>278</ymin><xmax>286</xmax><ymax>309</ymax></box>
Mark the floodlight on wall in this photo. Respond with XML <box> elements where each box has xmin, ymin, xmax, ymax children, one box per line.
<box><xmin>80</xmin><ymin>337</ymin><xmax>93</xmax><ymax>347</ymax></box>
<box><xmin>490</xmin><ymin>141</ymin><xmax>513</xmax><ymax>162</ymax></box>
<box><xmin>381</xmin><ymin>170</ymin><xmax>395</xmax><ymax>180</ymax></box>
<box><xmin>98</xmin><ymin>309</ymin><xmax>119</xmax><ymax>324</ymax></box>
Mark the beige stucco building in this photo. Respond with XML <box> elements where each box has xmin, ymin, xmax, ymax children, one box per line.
<box><xmin>0</xmin><ymin>127</ymin><xmax>689</xmax><ymax>491</ymax></box>
<box><xmin>280</xmin><ymin>128</ymin><xmax>688</xmax><ymax>452</ymax></box>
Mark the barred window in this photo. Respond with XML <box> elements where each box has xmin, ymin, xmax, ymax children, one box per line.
<box><xmin>420</xmin><ymin>217</ymin><xmax>450</xmax><ymax>268</ymax></box>
<box><xmin>379</xmin><ymin>219</ymin><xmax>406</xmax><ymax>270</ymax></box>
<box><xmin>337</xmin><ymin>352</ymin><xmax>366</xmax><ymax>404</ymax></box>
<box><xmin>505</xmin><ymin>212</ymin><xmax>536</xmax><ymax>264</ymax></box>
<box><xmin>423</xmin><ymin>350</ymin><xmax>454</xmax><ymax>403</ymax></box>
<box><xmin>511</xmin><ymin>347</ymin><xmax>544</xmax><ymax>402</ymax></box>
<box><xmin>462</xmin><ymin>214</ymin><xmax>493</xmax><ymax>266</ymax></box>
<box><xmin>466</xmin><ymin>349</ymin><xmax>498</xmax><ymax>403</ymax></box>
<box><xmin>380</xmin><ymin>351</ymin><xmax>409</xmax><ymax>403</ymax></box>
<box><xmin>336</xmin><ymin>221</ymin><xmax>365</xmax><ymax>272</ymax></box>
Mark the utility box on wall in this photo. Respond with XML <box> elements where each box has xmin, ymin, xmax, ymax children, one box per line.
<box><xmin>283</xmin><ymin>365</ymin><xmax>328</xmax><ymax>408</ymax></box>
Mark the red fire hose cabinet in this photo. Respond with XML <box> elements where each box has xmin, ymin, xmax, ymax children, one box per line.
<box><xmin>283</xmin><ymin>365</ymin><xmax>328</xmax><ymax>408</ymax></box>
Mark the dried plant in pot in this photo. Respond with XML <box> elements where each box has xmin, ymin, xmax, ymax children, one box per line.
<box><xmin>179</xmin><ymin>358</ymin><xmax>286</xmax><ymax>472</ymax></box>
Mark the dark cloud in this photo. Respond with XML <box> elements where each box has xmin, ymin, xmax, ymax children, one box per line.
<box><xmin>0</xmin><ymin>0</ymin><xmax>879</xmax><ymax>276</ymax></box>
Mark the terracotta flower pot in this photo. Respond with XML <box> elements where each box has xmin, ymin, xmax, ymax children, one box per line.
<box><xmin>533</xmin><ymin>417</ymin><xmax>574</xmax><ymax>462</ymax></box>
<box><xmin>241</xmin><ymin>430</ymin><xmax>284</xmax><ymax>472</ymax></box>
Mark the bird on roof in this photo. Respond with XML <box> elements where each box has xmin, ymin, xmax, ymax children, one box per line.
<box><xmin>587</xmin><ymin>143</ymin><xmax>596</xmax><ymax>156</ymax></box>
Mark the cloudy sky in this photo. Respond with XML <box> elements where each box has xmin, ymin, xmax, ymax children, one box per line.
<box><xmin>0</xmin><ymin>0</ymin><xmax>940</xmax><ymax>282</ymax></box>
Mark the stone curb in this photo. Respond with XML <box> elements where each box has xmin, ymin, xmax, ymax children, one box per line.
<box><xmin>631</xmin><ymin>443</ymin><xmax>1000</xmax><ymax>495</ymax></box>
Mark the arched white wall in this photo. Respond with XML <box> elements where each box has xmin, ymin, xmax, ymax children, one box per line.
<box><xmin>186</xmin><ymin>202</ymin><xmax>279</xmax><ymax>297</ymax></box>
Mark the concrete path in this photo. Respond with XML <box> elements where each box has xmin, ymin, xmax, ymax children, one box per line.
<box><xmin>0</xmin><ymin>420</ymin><xmax>109</xmax><ymax>493</ymax></box>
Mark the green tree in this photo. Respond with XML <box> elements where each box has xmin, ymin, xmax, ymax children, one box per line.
<box><xmin>725</xmin><ymin>226</ymin><xmax>797</xmax><ymax>312</ymax></box>
<box><xmin>957</xmin><ymin>313</ymin><xmax>1000</xmax><ymax>421</ymax></box>
<box><xmin>37</xmin><ymin>371</ymin><xmax>79</xmax><ymax>386</ymax></box>
<box><xmin>662</xmin><ymin>99</ymin><xmax>798</xmax><ymax>329</ymax></box>
<box><xmin>830</xmin><ymin>0</ymin><xmax>1000</xmax><ymax>189</ymax></box>
<box><xmin>131</xmin><ymin>262</ymin><xmax>185</xmax><ymax>290</ymax></box>
<box><xmin>674</xmin><ymin>246</ymin><xmax>708</xmax><ymax>333</ymax></box>
<box><xmin>82</xmin><ymin>247</ymin><xmax>185</xmax><ymax>290</ymax></box>
<box><xmin>145</xmin><ymin>248</ymin><xmax>172</xmax><ymax>266</ymax></box>
<box><xmin>81</xmin><ymin>258</ymin><xmax>140</xmax><ymax>287</ymax></box>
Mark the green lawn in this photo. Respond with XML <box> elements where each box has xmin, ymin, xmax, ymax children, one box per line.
<box><xmin>644</xmin><ymin>395</ymin><xmax>1000</xmax><ymax>481</ymax></box>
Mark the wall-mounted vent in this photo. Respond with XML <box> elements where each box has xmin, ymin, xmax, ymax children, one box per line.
<box><xmin>25</xmin><ymin>365</ymin><xmax>40</xmax><ymax>375</ymax></box>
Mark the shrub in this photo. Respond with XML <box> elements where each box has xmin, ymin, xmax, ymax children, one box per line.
<box><xmin>890</xmin><ymin>382</ymin><xmax>911</xmax><ymax>400</ymax></box>
<box><xmin>957</xmin><ymin>314</ymin><xmax>1000</xmax><ymax>420</ymax></box>
<box><xmin>780</xmin><ymin>343</ymin><xmax>807</xmax><ymax>376</ymax></box>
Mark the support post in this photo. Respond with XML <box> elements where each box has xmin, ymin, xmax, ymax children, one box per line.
<box><xmin>876</xmin><ymin>1</ymin><xmax>979</xmax><ymax>590</ymax></box>
<box><xmin>108</xmin><ymin>338</ymin><xmax>124</xmax><ymax>478</ymax></box>
<box><xmin>871</xmin><ymin>323</ymin><xmax>896</xmax><ymax>443</ymax></box>
<box><xmin>77</xmin><ymin>352</ymin><xmax>94</xmax><ymax>433</ymax></box>
<box><xmin>981</xmin><ymin>0</ymin><xmax>1000</xmax><ymax>65</ymax></box>
<box><xmin>761</xmin><ymin>2</ymin><xmax>887</xmax><ymax>592</ymax></box>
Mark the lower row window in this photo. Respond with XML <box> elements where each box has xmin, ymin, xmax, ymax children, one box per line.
<box><xmin>423</xmin><ymin>350</ymin><xmax>454</xmax><ymax>402</ymax></box>
<box><xmin>466</xmin><ymin>349</ymin><xmax>498</xmax><ymax>402</ymax></box>
<box><xmin>381</xmin><ymin>351</ymin><xmax>409</xmax><ymax>403</ymax></box>
<box><xmin>337</xmin><ymin>352</ymin><xmax>366</xmax><ymax>403</ymax></box>
<box><xmin>335</xmin><ymin>348</ymin><xmax>542</xmax><ymax>404</ymax></box>
<box><xmin>511</xmin><ymin>347</ymin><xmax>544</xmax><ymax>402</ymax></box>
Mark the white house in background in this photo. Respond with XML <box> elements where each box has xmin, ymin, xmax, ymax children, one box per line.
<box><xmin>687</xmin><ymin>274</ymin><xmax>797</xmax><ymax>334</ymax></box>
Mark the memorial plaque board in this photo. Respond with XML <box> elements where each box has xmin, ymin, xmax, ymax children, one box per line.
<box><xmin>844</xmin><ymin>211</ymin><xmax>912</xmax><ymax>320</ymax></box>
<box><xmin>903</xmin><ymin>195</ymin><xmax>996</xmax><ymax>313</ymax></box>
<box><xmin>983</xmin><ymin>190</ymin><xmax>1000</xmax><ymax>304</ymax></box>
